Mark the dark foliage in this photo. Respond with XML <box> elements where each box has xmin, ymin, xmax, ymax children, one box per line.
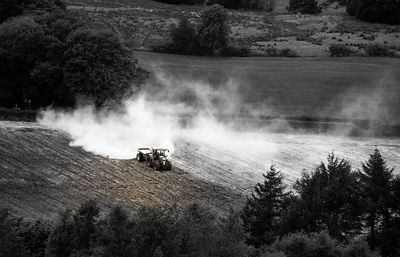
<box><xmin>0</xmin><ymin>0</ymin><xmax>147</xmax><ymax>109</ymax></box>
<box><xmin>292</xmin><ymin>154</ymin><xmax>363</xmax><ymax>241</ymax></box>
<box><xmin>0</xmin><ymin>0</ymin><xmax>65</xmax><ymax>23</ymax></box>
<box><xmin>152</xmin><ymin>0</ymin><xmax>203</xmax><ymax>5</ymax></box>
<box><xmin>1</xmin><ymin>150</ymin><xmax>399</xmax><ymax>256</ymax></box>
<box><xmin>64</xmin><ymin>29</ymin><xmax>145</xmax><ymax>107</ymax></box>
<box><xmin>242</xmin><ymin>166</ymin><xmax>289</xmax><ymax>247</ymax></box>
<box><xmin>364</xmin><ymin>44</ymin><xmax>391</xmax><ymax>57</ymax></box>
<box><xmin>197</xmin><ymin>4</ymin><xmax>230</xmax><ymax>55</ymax></box>
<box><xmin>160</xmin><ymin>5</ymin><xmax>231</xmax><ymax>56</ymax></box>
<box><xmin>221</xmin><ymin>45</ymin><xmax>251</xmax><ymax>57</ymax></box>
<box><xmin>346</xmin><ymin>0</ymin><xmax>400</xmax><ymax>25</ymax></box>
<box><xmin>329</xmin><ymin>44</ymin><xmax>353</xmax><ymax>57</ymax></box>
<box><xmin>287</xmin><ymin>0</ymin><xmax>322</xmax><ymax>14</ymax></box>
<box><xmin>359</xmin><ymin>149</ymin><xmax>399</xmax><ymax>257</ymax></box>
<box><xmin>170</xmin><ymin>18</ymin><xmax>197</xmax><ymax>55</ymax></box>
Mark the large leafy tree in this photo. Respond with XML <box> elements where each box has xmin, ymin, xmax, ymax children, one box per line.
<box><xmin>64</xmin><ymin>28</ymin><xmax>147</xmax><ymax>107</ymax></box>
<box><xmin>346</xmin><ymin>0</ymin><xmax>400</xmax><ymax>25</ymax></box>
<box><xmin>197</xmin><ymin>4</ymin><xmax>230</xmax><ymax>55</ymax></box>
<box><xmin>242</xmin><ymin>166</ymin><xmax>289</xmax><ymax>247</ymax></box>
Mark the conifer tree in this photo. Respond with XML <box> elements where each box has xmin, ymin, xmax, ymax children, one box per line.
<box><xmin>241</xmin><ymin>166</ymin><xmax>289</xmax><ymax>247</ymax></box>
<box><xmin>359</xmin><ymin>149</ymin><xmax>394</xmax><ymax>256</ymax></box>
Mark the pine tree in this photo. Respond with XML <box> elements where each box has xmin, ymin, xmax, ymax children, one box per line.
<box><xmin>292</xmin><ymin>153</ymin><xmax>363</xmax><ymax>241</ymax></box>
<box><xmin>359</xmin><ymin>149</ymin><xmax>394</xmax><ymax>256</ymax></box>
<box><xmin>241</xmin><ymin>166</ymin><xmax>289</xmax><ymax>247</ymax></box>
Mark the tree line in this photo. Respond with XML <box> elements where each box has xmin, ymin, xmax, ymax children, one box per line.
<box><xmin>0</xmin><ymin>0</ymin><xmax>148</xmax><ymax>109</ymax></box>
<box><xmin>1</xmin><ymin>149</ymin><xmax>399</xmax><ymax>257</ymax></box>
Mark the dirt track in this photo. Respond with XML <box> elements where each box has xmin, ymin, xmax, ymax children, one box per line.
<box><xmin>0</xmin><ymin>121</ymin><xmax>243</xmax><ymax>219</ymax></box>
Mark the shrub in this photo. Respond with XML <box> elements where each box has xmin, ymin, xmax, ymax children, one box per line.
<box><xmin>197</xmin><ymin>4</ymin><xmax>230</xmax><ymax>55</ymax></box>
<box><xmin>287</xmin><ymin>0</ymin><xmax>321</xmax><ymax>14</ymax></box>
<box><xmin>346</xmin><ymin>0</ymin><xmax>400</xmax><ymax>25</ymax></box>
<box><xmin>170</xmin><ymin>18</ymin><xmax>197</xmax><ymax>54</ymax></box>
<box><xmin>152</xmin><ymin>0</ymin><xmax>203</xmax><ymax>5</ymax></box>
<box><xmin>279</xmin><ymin>48</ymin><xmax>298</xmax><ymax>57</ymax></box>
<box><xmin>364</xmin><ymin>44</ymin><xmax>390</xmax><ymax>57</ymax></box>
<box><xmin>329</xmin><ymin>44</ymin><xmax>353</xmax><ymax>57</ymax></box>
<box><xmin>264</xmin><ymin>47</ymin><xmax>298</xmax><ymax>57</ymax></box>
<box><xmin>272</xmin><ymin>231</ymin><xmax>342</xmax><ymax>257</ymax></box>
<box><xmin>221</xmin><ymin>45</ymin><xmax>251</xmax><ymax>57</ymax></box>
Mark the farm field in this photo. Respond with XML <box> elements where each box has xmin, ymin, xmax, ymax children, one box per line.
<box><xmin>136</xmin><ymin>52</ymin><xmax>400</xmax><ymax>127</ymax></box>
<box><xmin>0</xmin><ymin>121</ymin><xmax>242</xmax><ymax>219</ymax></box>
<box><xmin>1</xmin><ymin>119</ymin><xmax>399</xmax><ymax>219</ymax></box>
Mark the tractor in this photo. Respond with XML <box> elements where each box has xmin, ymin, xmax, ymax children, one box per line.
<box><xmin>136</xmin><ymin>147</ymin><xmax>172</xmax><ymax>171</ymax></box>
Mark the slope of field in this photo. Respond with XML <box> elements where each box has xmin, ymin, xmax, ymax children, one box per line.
<box><xmin>0</xmin><ymin>121</ymin><xmax>243</xmax><ymax>219</ymax></box>
<box><xmin>1</xmin><ymin>120</ymin><xmax>399</xmax><ymax>219</ymax></box>
<box><xmin>66</xmin><ymin>0</ymin><xmax>400</xmax><ymax>56</ymax></box>
<box><xmin>137</xmin><ymin>52</ymin><xmax>400</xmax><ymax>126</ymax></box>
<box><xmin>173</xmin><ymin>133</ymin><xmax>400</xmax><ymax>192</ymax></box>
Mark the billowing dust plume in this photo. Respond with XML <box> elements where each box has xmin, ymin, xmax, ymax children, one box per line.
<box><xmin>39</xmin><ymin>72</ymin><xmax>277</xmax><ymax>159</ymax></box>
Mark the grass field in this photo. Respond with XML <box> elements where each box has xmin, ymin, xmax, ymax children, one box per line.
<box><xmin>136</xmin><ymin>52</ymin><xmax>400</xmax><ymax>130</ymax></box>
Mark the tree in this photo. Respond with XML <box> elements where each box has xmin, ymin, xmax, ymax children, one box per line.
<box><xmin>0</xmin><ymin>15</ymin><xmax>68</xmax><ymax>108</ymax></box>
<box><xmin>99</xmin><ymin>206</ymin><xmax>137</xmax><ymax>257</ymax></box>
<box><xmin>197</xmin><ymin>4</ymin><xmax>230</xmax><ymax>55</ymax></box>
<box><xmin>241</xmin><ymin>166</ymin><xmax>289</xmax><ymax>247</ymax></box>
<box><xmin>64</xmin><ymin>28</ymin><xmax>147</xmax><ymax>107</ymax></box>
<box><xmin>0</xmin><ymin>0</ymin><xmax>23</xmax><ymax>23</ymax></box>
<box><xmin>170</xmin><ymin>18</ymin><xmax>196</xmax><ymax>55</ymax></box>
<box><xmin>292</xmin><ymin>154</ymin><xmax>363</xmax><ymax>241</ymax></box>
<box><xmin>46</xmin><ymin>200</ymin><xmax>100</xmax><ymax>257</ymax></box>
<box><xmin>359</xmin><ymin>149</ymin><xmax>395</xmax><ymax>256</ymax></box>
<box><xmin>287</xmin><ymin>0</ymin><xmax>321</xmax><ymax>14</ymax></box>
<box><xmin>346</xmin><ymin>0</ymin><xmax>400</xmax><ymax>25</ymax></box>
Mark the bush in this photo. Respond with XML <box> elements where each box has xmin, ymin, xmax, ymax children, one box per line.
<box><xmin>264</xmin><ymin>47</ymin><xmax>298</xmax><ymax>57</ymax></box>
<box><xmin>197</xmin><ymin>4</ymin><xmax>230</xmax><ymax>55</ymax></box>
<box><xmin>287</xmin><ymin>0</ymin><xmax>321</xmax><ymax>14</ymax></box>
<box><xmin>221</xmin><ymin>45</ymin><xmax>251</xmax><ymax>57</ymax></box>
<box><xmin>346</xmin><ymin>0</ymin><xmax>400</xmax><ymax>25</ymax></box>
<box><xmin>207</xmin><ymin>0</ymin><xmax>275</xmax><ymax>11</ymax></box>
<box><xmin>170</xmin><ymin>18</ymin><xmax>197</xmax><ymax>54</ymax></box>
<box><xmin>279</xmin><ymin>48</ymin><xmax>298</xmax><ymax>57</ymax></box>
<box><xmin>271</xmin><ymin>232</ymin><xmax>342</xmax><ymax>257</ymax></box>
<box><xmin>364</xmin><ymin>44</ymin><xmax>391</xmax><ymax>57</ymax></box>
<box><xmin>329</xmin><ymin>44</ymin><xmax>353</xmax><ymax>57</ymax></box>
<box><xmin>153</xmin><ymin>0</ymin><xmax>203</xmax><ymax>5</ymax></box>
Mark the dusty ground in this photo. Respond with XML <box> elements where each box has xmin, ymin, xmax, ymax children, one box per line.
<box><xmin>66</xmin><ymin>0</ymin><xmax>400</xmax><ymax>56</ymax></box>
<box><xmin>1</xmin><ymin>120</ymin><xmax>399</xmax><ymax>220</ymax></box>
<box><xmin>0</xmin><ymin>121</ymin><xmax>243</xmax><ymax>219</ymax></box>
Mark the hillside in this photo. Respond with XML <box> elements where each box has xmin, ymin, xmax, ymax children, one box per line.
<box><xmin>0</xmin><ymin>121</ymin><xmax>243</xmax><ymax>219</ymax></box>
<box><xmin>65</xmin><ymin>0</ymin><xmax>400</xmax><ymax>56</ymax></box>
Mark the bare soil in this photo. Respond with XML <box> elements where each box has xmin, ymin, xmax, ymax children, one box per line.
<box><xmin>0</xmin><ymin>121</ymin><xmax>243</xmax><ymax>219</ymax></box>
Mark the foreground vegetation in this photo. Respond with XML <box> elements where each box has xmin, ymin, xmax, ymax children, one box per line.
<box><xmin>0</xmin><ymin>0</ymin><xmax>148</xmax><ymax>109</ymax></box>
<box><xmin>1</xmin><ymin>149</ymin><xmax>399</xmax><ymax>257</ymax></box>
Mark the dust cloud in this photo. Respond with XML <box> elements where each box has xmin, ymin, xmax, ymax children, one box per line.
<box><xmin>38</xmin><ymin>72</ymin><xmax>277</xmax><ymax>159</ymax></box>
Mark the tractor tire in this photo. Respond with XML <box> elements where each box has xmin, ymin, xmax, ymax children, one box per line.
<box><xmin>166</xmin><ymin>161</ymin><xmax>172</xmax><ymax>171</ymax></box>
<box><xmin>136</xmin><ymin>153</ymin><xmax>143</xmax><ymax>162</ymax></box>
<box><xmin>154</xmin><ymin>161</ymin><xmax>161</xmax><ymax>171</ymax></box>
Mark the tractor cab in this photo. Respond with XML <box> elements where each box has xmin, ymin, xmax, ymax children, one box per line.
<box><xmin>153</xmin><ymin>148</ymin><xmax>169</xmax><ymax>159</ymax></box>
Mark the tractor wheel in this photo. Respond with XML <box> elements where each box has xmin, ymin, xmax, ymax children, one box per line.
<box><xmin>136</xmin><ymin>153</ymin><xmax>143</xmax><ymax>162</ymax></box>
<box><xmin>166</xmin><ymin>161</ymin><xmax>172</xmax><ymax>171</ymax></box>
<box><xmin>154</xmin><ymin>161</ymin><xmax>160</xmax><ymax>171</ymax></box>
